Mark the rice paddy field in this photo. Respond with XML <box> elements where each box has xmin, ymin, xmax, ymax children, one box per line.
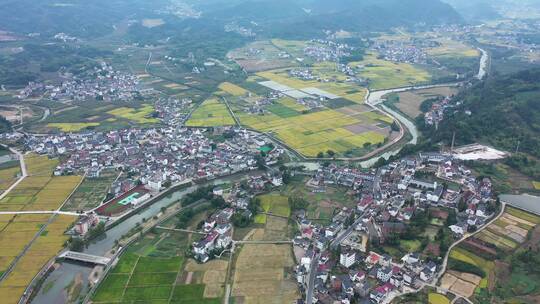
<box><xmin>93</xmin><ymin>224</ymin><xmax>224</xmax><ymax>304</ymax></box>
<box><xmin>0</xmin><ymin>214</ymin><xmax>77</xmax><ymax>303</ymax></box>
<box><xmin>0</xmin><ymin>164</ymin><xmax>20</xmax><ymax>193</ymax></box>
<box><xmin>47</xmin><ymin>122</ymin><xmax>100</xmax><ymax>132</ymax></box>
<box><xmin>0</xmin><ymin>154</ymin><xmax>83</xmax><ymax>303</ymax></box>
<box><xmin>107</xmin><ymin>104</ymin><xmax>159</xmax><ymax>124</ymax></box>
<box><xmin>218</xmin><ymin>82</ymin><xmax>249</xmax><ymax>96</ymax></box>
<box><xmin>34</xmin><ymin>101</ymin><xmax>161</xmax><ymax>133</ymax></box>
<box><xmin>0</xmin><ymin>154</ymin><xmax>82</xmax><ymax>212</ymax></box>
<box><xmin>253</xmin><ymin>193</ymin><xmax>290</xmax><ymax>224</ymax></box>
<box><xmin>442</xmin><ymin>206</ymin><xmax>540</xmax><ymax>300</ymax></box>
<box><xmin>237</xmin><ymin>105</ymin><xmax>390</xmax><ymax>157</ymax></box>
<box><xmin>349</xmin><ymin>53</ymin><xmax>432</xmax><ymax>90</ymax></box>
<box><xmin>231</xmin><ymin>212</ymin><xmax>299</xmax><ymax>303</ymax></box>
<box><xmin>186</xmin><ymin>98</ymin><xmax>236</xmax><ymax>127</ymax></box>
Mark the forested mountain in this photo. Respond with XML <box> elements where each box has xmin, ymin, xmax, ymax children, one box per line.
<box><xmin>0</xmin><ymin>0</ymin><xmax>462</xmax><ymax>39</ymax></box>
<box><xmin>206</xmin><ymin>0</ymin><xmax>462</xmax><ymax>38</ymax></box>
<box><xmin>422</xmin><ymin>69</ymin><xmax>540</xmax><ymax>159</ymax></box>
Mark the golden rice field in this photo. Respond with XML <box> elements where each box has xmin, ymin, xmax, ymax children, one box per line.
<box><xmin>47</xmin><ymin>123</ymin><xmax>100</xmax><ymax>132</ymax></box>
<box><xmin>349</xmin><ymin>53</ymin><xmax>432</xmax><ymax>90</ymax></box>
<box><xmin>237</xmin><ymin>108</ymin><xmax>388</xmax><ymax>157</ymax></box>
<box><xmin>533</xmin><ymin>181</ymin><xmax>540</xmax><ymax>190</ymax></box>
<box><xmin>0</xmin><ymin>155</ymin><xmax>82</xmax><ymax>212</ymax></box>
<box><xmin>25</xmin><ymin>154</ymin><xmax>59</xmax><ymax>176</ymax></box>
<box><xmin>186</xmin><ymin>98</ymin><xmax>236</xmax><ymax>127</ymax></box>
<box><xmin>107</xmin><ymin>104</ymin><xmax>159</xmax><ymax>124</ymax></box>
<box><xmin>0</xmin><ymin>214</ymin><xmax>76</xmax><ymax>304</ymax></box>
<box><xmin>218</xmin><ymin>82</ymin><xmax>249</xmax><ymax>96</ymax></box>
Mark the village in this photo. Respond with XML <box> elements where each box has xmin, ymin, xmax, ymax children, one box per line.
<box><xmin>16</xmin><ymin>62</ymin><xmax>151</xmax><ymax>102</ymax></box>
<box><xmin>142</xmin><ymin>147</ymin><xmax>498</xmax><ymax>304</ymax></box>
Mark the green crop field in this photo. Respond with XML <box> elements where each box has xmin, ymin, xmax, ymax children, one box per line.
<box><xmin>62</xmin><ymin>169</ymin><xmax>118</xmax><ymax>211</ymax></box>
<box><xmin>186</xmin><ymin>98</ymin><xmax>236</xmax><ymax>127</ymax></box>
<box><xmin>93</xmin><ymin>224</ymin><xmax>225</xmax><ymax>304</ymax></box>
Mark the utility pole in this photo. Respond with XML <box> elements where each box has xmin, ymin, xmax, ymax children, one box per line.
<box><xmin>515</xmin><ymin>140</ymin><xmax>520</xmax><ymax>154</ymax></box>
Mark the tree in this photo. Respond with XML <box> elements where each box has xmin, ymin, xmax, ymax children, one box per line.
<box><xmin>0</xmin><ymin>115</ymin><xmax>12</xmax><ymax>134</ymax></box>
<box><xmin>68</xmin><ymin>237</ymin><xmax>85</xmax><ymax>252</ymax></box>
<box><xmin>390</xmin><ymin>121</ymin><xmax>400</xmax><ymax>132</ymax></box>
<box><xmin>317</xmin><ymin>152</ymin><xmax>324</xmax><ymax>158</ymax></box>
<box><xmin>289</xmin><ymin>196</ymin><xmax>309</xmax><ymax>211</ymax></box>
<box><xmin>327</xmin><ymin>150</ymin><xmax>335</xmax><ymax>157</ymax></box>
<box><xmin>255</xmin><ymin>154</ymin><xmax>266</xmax><ymax>169</ymax></box>
<box><xmin>458</xmin><ymin>198</ymin><xmax>467</xmax><ymax>212</ymax></box>
<box><xmin>87</xmin><ymin>222</ymin><xmax>106</xmax><ymax>241</ymax></box>
<box><xmin>232</xmin><ymin>213</ymin><xmax>252</xmax><ymax>228</ymax></box>
<box><xmin>363</xmin><ymin>142</ymin><xmax>372</xmax><ymax>149</ymax></box>
<box><xmin>210</xmin><ymin>196</ymin><xmax>226</xmax><ymax>208</ymax></box>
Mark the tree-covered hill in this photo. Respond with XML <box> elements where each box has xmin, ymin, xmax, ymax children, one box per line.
<box><xmin>423</xmin><ymin>69</ymin><xmax>540</xmax><ymax>159</ymax></box>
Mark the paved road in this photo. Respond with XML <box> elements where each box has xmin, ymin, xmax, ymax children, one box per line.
<box><xmin>156</xmin><ymin>226</ymin><xmax>206</xmax><ymax>235</ymax></box>
<box><xmin>305</xmin><ymin>253</ymin><xmax>320</xmax><ymax>304</ymax></box>
<box><xmin>330</xmin><ymin>216</ymin><xmax>365</xmax><ymax>249</ymax></box>
<box><xmin>0</xmin><ymin>147</ymin><xmax>27</xmax><ymax>201</ymax></box>
<box><xmin>0</xmin><ymin>210</ymin><xmax>80</xmax><ymax>216</ymax></box>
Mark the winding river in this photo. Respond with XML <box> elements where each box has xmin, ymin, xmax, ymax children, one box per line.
<box><xmin>357</xmin><ymin>47</ymin><xmax>489</xmax><ymax>167</ymax></box>
<box><xmin>30</xmin><ymin>172</ymin><xmax>261</xmax><ymax>304</ymax></box>
<box><xmin>29</xmin><ymin>47</ymin><xmax>490</xmax><ymax>304</ymax></box>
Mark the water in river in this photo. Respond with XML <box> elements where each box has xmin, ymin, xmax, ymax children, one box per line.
<box><xmin>30</xmin><ymin>171</ymin><xmax>257</xmax><ymax>304</ymax></box>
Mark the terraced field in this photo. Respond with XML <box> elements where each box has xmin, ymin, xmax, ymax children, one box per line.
<box><xmin>442</xmin><ymin>206</ymin><xmax>540</xmax><ymax>300</ymax></box>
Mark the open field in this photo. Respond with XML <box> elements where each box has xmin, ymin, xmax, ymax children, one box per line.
<box><xmin>33</xmin><ymin>102</ymin><xmax>160</xmax><ymax>133</ymax></box>
<box><xmin>0</xmin><ymin>164</ymin><xmax>20</xmax><ymax>193</ymax></box>
<box><xmin>386</xmin><ymin>86</ymin><xmax>458</xmax><ymax>119</ymax></box>
<box><xmin>254</xmin><ymin>193</ymin><xmax>290</xmax><ymax>224</ymax></box>
<box><xmin>236</xmin><ymin>106</ymin><xmax>391</xmax><ymax>158</ymax></box>
<box><xmin>227</xmin><ymin>40</ymin><xmax>298</xmax><ymax>72</ymax></box>
<box><xmin>107</xmin><ymin>104</ymin><xmax>158</xmax><ymax>124</ymax></box>
<box><xmin>0</xmin><ymin>214</ymin><xmax>76</xmax><ymax>304</ymax></box>
<box><xmin>428</xmin><ymin>292</ymin><xmax>450</xmax><ymax>304</ymax></box>
<box><xmin>93</xmin><ymin>223</ymin><xmax>224</xmax><ymax>304</ymax></box>
<box><xmin>427</xmin><ymin>38</ymin><xmax>480</xmax><ymax>59</ymax></box>
<box><xmin>62</xmin><ymin>169</ymin><xmax>119</xmax><ymax>212</ymax></box>
<box><xmin>280</xmin><ymin>176</ymin><xmax>356</xmax><ymax>223</ymax></box>
<box><xmin>349</xmin><ymin>53</ymin><xmax>432</xmax><ymax>90</ymax></box>
<box><xmin>186</xmin><ymin>98</ymin><xmax>236</xmax><ymax>127</ymax></box>
<box><xmin>231</xmin><ymin>214</ymin><xmax>298</xmax><ymax>303</ymax></box>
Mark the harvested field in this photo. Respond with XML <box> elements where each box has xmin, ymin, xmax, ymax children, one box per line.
<box><xmin>387</xmin><ymin>86</ymin><xmax>457</xmax><ymax>118</ymax></box>
<box><xmin>231</xmin><ymin>243</ymin><xmax>298</xmax><ymax>304</ymax></box>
